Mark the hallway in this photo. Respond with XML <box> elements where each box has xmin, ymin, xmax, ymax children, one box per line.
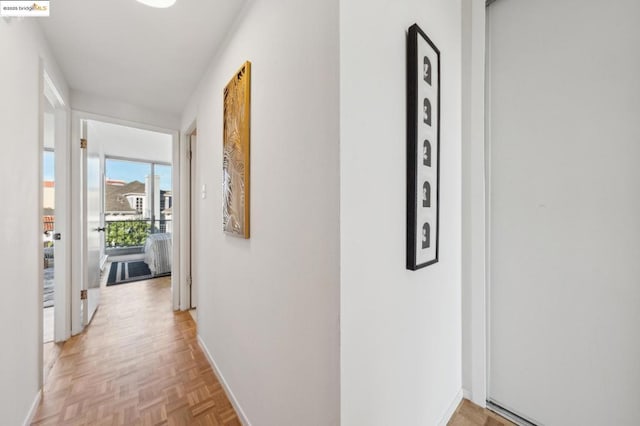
<box><xmin>31</xmin><ymin>277</ymin><xmax>240</xmax><ymax>425</ymax></box>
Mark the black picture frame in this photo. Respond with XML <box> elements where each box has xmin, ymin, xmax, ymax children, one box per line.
<box><xmin>407</xmin><ymin>23</ymin><xmax>440</xmax><ymax>270</ymax></box>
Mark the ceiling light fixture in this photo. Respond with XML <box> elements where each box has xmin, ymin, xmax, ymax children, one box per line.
<box><xmin>136</xmin><ymin>0</ymin><xmax>176</xmax><ymax>8</ymax></box>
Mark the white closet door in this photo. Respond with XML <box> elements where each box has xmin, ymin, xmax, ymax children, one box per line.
<box><xmin>487</xmin><ymin>1</ymin><xmax>640</xmax><ymax>425</ymax></box>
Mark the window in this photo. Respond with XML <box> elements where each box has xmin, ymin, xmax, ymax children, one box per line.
<box><xmin>104</xmin><ymin>158</ymin><xmax>173</xmax><ymax>248</ymax></box>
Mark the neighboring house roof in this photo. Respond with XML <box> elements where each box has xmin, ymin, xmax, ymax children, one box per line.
<box><xmin>105</xmin><ymin>181</ymin><xmax>145</xmax><ymax>213</ymax></box>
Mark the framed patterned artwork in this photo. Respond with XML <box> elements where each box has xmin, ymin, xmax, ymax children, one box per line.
<box><xmin>223</xmin><ymin>61</ymin><xmax>252</xmax><ymax>238</ymax></box>
<box><xmin>407</xmin><ymin>24</ymin><xmax>440</xmax><ymax>270</ymax></box>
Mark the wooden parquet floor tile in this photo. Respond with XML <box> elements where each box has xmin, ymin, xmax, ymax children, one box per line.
<box><xmin>448</xmin><ymin>399</ymin><xmax>516</xmax><ymax>426</ymax></box>
<box><xmin>31</xmin><ymin>276</ymin><xmax>241</xmax><ymax>426</ymax></box>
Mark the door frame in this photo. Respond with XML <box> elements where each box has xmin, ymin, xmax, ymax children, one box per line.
<box><xmin>179</xmin><ymin>121</ymin><xmax>197</xmax><ymax>311</ymax></box>
<box><xmin>460</xmin><ymin>0</ymin><xmax>489</xmax><ymax>407</ymax></box>
<box><xmin>70</xmin><ymin>111</ymin><xmax>181</xmax><ymax>335</ymax></box>
<box><xmin>189</xmin><ymin>130</ymin><xmax>197</xmax><ymax>310</ymax></box>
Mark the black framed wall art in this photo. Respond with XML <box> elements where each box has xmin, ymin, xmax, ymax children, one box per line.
<box><xmin>406</xmin><ymin>23</ymin><xmax>440</xmax><ymax>270</ymax></box>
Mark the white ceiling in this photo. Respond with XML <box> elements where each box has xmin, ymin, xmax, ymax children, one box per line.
<box><xmin>39</xmin><ymin>0</ymin><xmax>247</xmax><ymax>115</ymax></box>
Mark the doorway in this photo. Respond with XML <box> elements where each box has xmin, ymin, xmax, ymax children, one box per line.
<box><xmin>179</xmin><ymin>126</ymin><xmax>199</xmax><ymax>319</ymax></box>
<box><xmin>41</xmin><ymin>69</ymin><xmax>70</xmax><ymax>384</ymax></box>
<box><xmin>71</xmin><ymin>117</ymin><xmax>179</xmax><ymax>335</ymax></box>
<box><xmin>42</xmin><ymin>145</ymin><xmax>54</xmax><ymax>345</ymax></box>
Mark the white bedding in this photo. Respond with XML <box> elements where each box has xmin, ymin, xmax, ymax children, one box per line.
<box><xmin>144</xmin><ymin>233</ymin><xmax>172</xmax><ymax>275</ymax></box>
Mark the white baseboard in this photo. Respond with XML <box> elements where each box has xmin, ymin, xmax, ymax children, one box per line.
<box><xmin>197</xmin><ymin>335</ymin><xmax>251</xmax><ymax>426</ymax></box>
<box><xmin>23</xmin><ymin>389</ymin><xmax>42</xmax><ymax>426</ymax></box>
<box><xmin>438</xmin><ymin>389</ymin><xmax>463</xmax><ymax>426</ymax></box>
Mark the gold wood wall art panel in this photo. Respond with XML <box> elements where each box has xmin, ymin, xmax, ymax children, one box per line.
<box><xmin>223</xmin><ymin>61</ymin><xmax>251</xmax><ymax>238</ymax></box>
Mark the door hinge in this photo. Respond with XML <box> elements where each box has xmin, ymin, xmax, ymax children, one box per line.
<box><xmin>188</xmin><ymin>150</ymin><xmax>192</xmax><ymax>160</ymax></box>
<box><xmin>80</xmin><ymin>289</ymin><xmax>88</xmax><ymax>300</ymax></box>
<box><xmin>80</xmin><ymin>138</ymin><xmax>87</xmax><ymax>149</ymax></box>
<box><xmin>188</xmin><ymin>276</ymin><xmax>193</xmax><ymax>287</ymax></box>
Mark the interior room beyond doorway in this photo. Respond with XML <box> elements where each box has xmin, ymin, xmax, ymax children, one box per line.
<box><xmin>86</xmin><ymin>120</ymin><xmax>174</xmax><ymax>294</ymax></box>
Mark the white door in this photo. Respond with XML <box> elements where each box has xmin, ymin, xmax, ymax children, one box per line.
<box><xmin>487</xmin><ymin>1</ymin><xmax>640</xmax><ymax>425</ymax></box>
<box><xmin>52</xmin><ymin>107</ymin><xmax>69</xmax><ymax>341</ymax></box>
<box><xmin>82</xmin><ymin>122</ymin><xmax>101</xmax><ymax>324</ymax></box>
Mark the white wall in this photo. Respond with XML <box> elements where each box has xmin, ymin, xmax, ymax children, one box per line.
<box><xmin>87</xmin><ymin>120</ymin><xmax>172</xmax><ymax>164</ymax></box>
<box><xmin>340</xmin><ymin>0</ymin><xmax>463</xmax><ymax>424</ymax></box>
<box><xmin>487</xmin><ymin>1</ymin><xmax>640</xmax><ymax>424</ymax></box>
<box><xmin>0</xmin><ymin>18</ymin><xmax>69</xmax><ymax>426</ymax></box>
<box><xmin>72</xmin><ymin>90</ymin><xmax>180</xmax><ymax>131</ymax></box>
<box><xmin>181</xmin><ymin>0</ymin><xmax>340</xmax><ymax>424</ymax></box>
<box><xmin>44</xmin><ymin>112</ymin><xmax>55</xmax><ymax>149</ymax></box>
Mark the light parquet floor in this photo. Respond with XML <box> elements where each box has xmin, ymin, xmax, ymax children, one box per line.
<box><xmin>448</xmin><ymin>399</ymin><xmax>516</xmax><ymax>426</ymax></box>
<box><xmin>43</xmin><ymin>341</ymin><xmax>64</xmax><ymax>386</ymax></box>
<box><xmin>32</xmin><ymin>276</ymin><xmax>241</xmax><ymax>426</ymax></box>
